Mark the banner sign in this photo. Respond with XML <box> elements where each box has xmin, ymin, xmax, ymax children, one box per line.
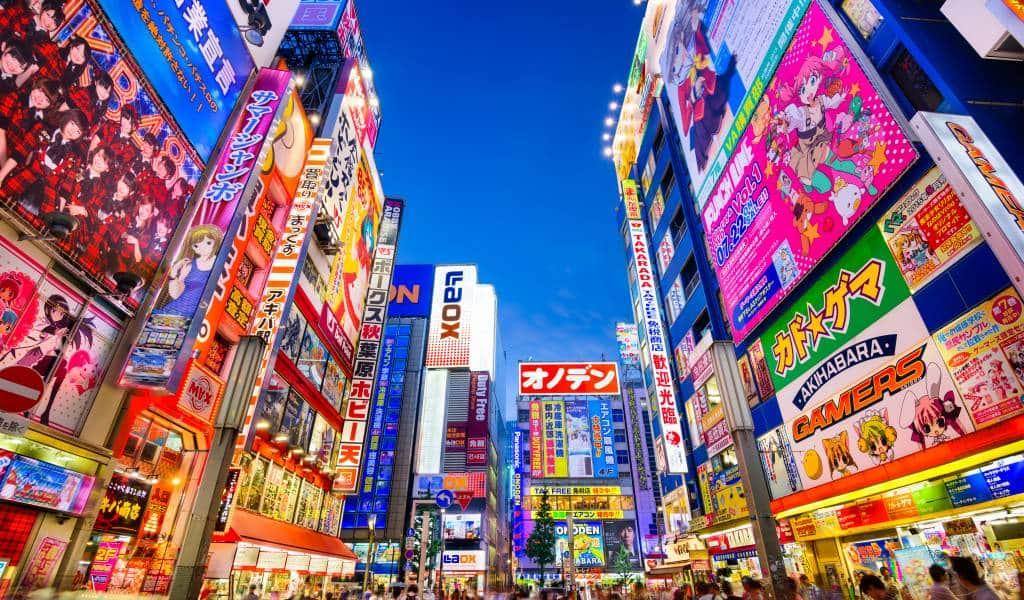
<box><xmin>95</xmin><ymin>473</ymin><xmax>153</xmax><ymax>535</ymax></box>
<box><xmin>88</xmin><ymin>541</ymin><xmax>124</xmax><ymax>592</ymax></box>
<box><xmin>426</xmin><ymin>266</ymin><xmax>476</xmax><ymax>368</ymax></box>
<box><xmin>933</xmin><ymin>288</ymin><xmax>1024</xmax><ymax>428</ymax></box>
<box><xmin>555</xmin><ymin>521</ymin><xmax>604</xmax><ymax>567</ymax></box>
<box><xmin>877</xmin><ymin>167</ymin><xmax>982</xmax><ymax>290</ymax></box>
<box><xmin>122</xmin><ymin>69</ymin><xmax>292</xmax><ymax>390</ymax></box>
<box><xmin>335</xmin><ymin>198</ymin><xmax>403</xmax><ymax>492</ymax></box>
<box><xmin>589</xmin><ymin>399</ymin><xmax>619</xmax><ymax>478</ymax></box>
<box><xmin>616</xmin><ymin>323</ymin><xmax>642</xmax><ymax>366</ymax></box>
<box><xmin>624</xmin><ymin>179</ymin><xmax>688</xmax><ymax>473</ymax></box>
<box><xmin>530</xmin><ymin>486</ymin><xmax>623</xmax><ymax>496</ymax></box>
<box><xmin>96</xmin><ymin>0</ymin><xmax>254</xmax><ymax>160</ymax></box>
<box><xmin>661</xmin><ymin>0</ymin><xmax>811</xmax><ymax>209</ymax></box>
<box><xmin>467</xmin><ymin>372</ymin><xmax>490</xmax><ymax>466</ymax></box>
<box><xmin>519</xmin><ymin>362</ymin><xmax>621</xmax><ymax>395</ymax></box>
<box><xmin>701</xmin><ymin>1</ymin><xmax>917</xmax><ymax>341</ymax></box>
<box><xmin>566</xmin><ymin>401</ymin><xmax>594</xmax><ymax>478</ymax></box>
<box><xmin>911</xmin><ymin>112</ymin><xmax>1024</xmax><ymax>297</ymax></box>
<box><xmin>389</xmin><ymin>265</ymin><xmax>435</xmax><ymax>317</ymax></box>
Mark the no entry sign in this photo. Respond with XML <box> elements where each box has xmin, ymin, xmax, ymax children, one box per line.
<box><xmin>0</xmin><ymin>366</ymin><xmax>45</xmax><ymax>413</ymax></box>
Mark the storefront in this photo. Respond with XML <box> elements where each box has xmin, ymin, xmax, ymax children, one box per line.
<box><xmin>440</xmin><ymin>550</ymin><xmax>486</xmax><ymax>596</ymax></box>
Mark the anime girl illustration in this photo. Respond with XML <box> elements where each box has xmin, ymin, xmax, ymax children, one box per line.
<box><xmin>156</xmin><ymin>224</ymin><xmax>223</xmax><ymax>318</ymax></box>
<box><xmin>776</xmin><ymin>45</ymin><xmax>875</xmax><ymax>196</ymax></box>
<box><xmin>902</xmin><ymin>364</ymin><xmax>969</xmax><ymax>451</ymax></box>
<box><xmin>987</xmin><ymin>358</ymin><xmax>1018</xmax><ymax>402</ymax></box>
<box><xmin>661</xmin><ymin>0</ymin><xmax>733</xmax><ymax>172</ymax></box>
<box><xmin>856</xmin><ymin>410</ymin><xmax>897</xmax><ymax>464</ymax></box>
<box><xmin>822</xmin><ymin>430</ymin><xmax>858</xmax><ymax>479</ymax></box>
<box><xmin>779</xmin><ymin>170</ymin><xmax>828</xmax><ymax>254</ymax></box>
<box><xmin>37</xmin><ymin>347</ymin><xmax>97</xmax><ymax>427</ymax></box>
<box><xmin>894</xmin><ymin>227</ymin><xmax>936</xmax><ymax>274</ymax></box>
<box><xmin>5</xmin><ymin>292</ymin><xmax>75</xmax><ymax>378</ymax></box>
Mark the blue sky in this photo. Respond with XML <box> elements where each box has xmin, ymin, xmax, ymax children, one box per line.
<box><xmin>359</xmin><ymin>1</ymin><xmax>645</xmax><ymax>372</ymax></box>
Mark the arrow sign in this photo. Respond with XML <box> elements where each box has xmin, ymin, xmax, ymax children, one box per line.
<box><xmin>0</xmin><ymin>366</ymin><xmax>45</xmax><ymax>413</ymax></box>
<box><xmin>407</xmin><ymin>528</ymin><xmax>416</xmax><ymax>538</ymax></box>
<box><xmin>454</xmin><ymin>491</ymin><xmax>473</xmax><ymax>511</ymax></box>
<box><xmin>435</xmin><ymin>489</ymin><xmax>454</xmax><ymax>509</ymax></box>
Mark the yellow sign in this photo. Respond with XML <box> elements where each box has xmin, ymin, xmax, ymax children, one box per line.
<box><xmin>530</xmin><ymin>510</ymin><xmax>625</xmax><ymax>520</ymax></box>
<box><xmin>530</xmin><ymin>486</ymin><xmax>622</xmax><ymax>496</ymax></box>
<box><xmin>623</xmin><ymin>180</ymin><xmax>641</xmax><ymax>220</ymax></box>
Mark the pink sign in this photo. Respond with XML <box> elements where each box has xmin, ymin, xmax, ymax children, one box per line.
<box><xmin>701</xmin><ymin>1</ymin><xmax>917</xmax><ymax>341</ymax></box>
<box><xmin>20</xmin><ymin>537</ymin><xmax>67</xmax><ymax>592</ymax></box>
<box><xmin>89</xmin><ymin>541</ymin><xmax>124</xmax><ymax>592</ymax></box>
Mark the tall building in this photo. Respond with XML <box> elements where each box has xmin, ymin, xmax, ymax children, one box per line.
<box><xmin>405</xmin><ymin>265</ymin><xmax>509</xmax><ymax>595</ymax></box>
<box><xmin>515</xmin><ymin>360</ymin><xmax>646</xmax><ymax>586</ymax></box>
<box><xmin>610</xmin><ymin>0</ymin><xmax>1024</xmax><ymax>593</ymax></box>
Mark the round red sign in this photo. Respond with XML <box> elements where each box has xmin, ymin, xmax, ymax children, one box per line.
<box><xmin>0</xmin><ymin>366</ymin><xmax>46</xmax><ymax>413</ymax></box>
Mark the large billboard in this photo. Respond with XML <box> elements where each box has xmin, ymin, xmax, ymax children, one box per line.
<box><xmin>533</xmin><ymin>399</ymin><xmax>618</xmax><ymax>480</ymax></box>
<box><xmin>603</xmin><ymin>520</ymin><xmax>642</xmax><ymax>570</ymax></box>
<box><xmin>616</xmin><ymin>323</ymin><xmax>641</xmax><ymax>367</ymax></box>
<box><xmin>661</xmin><ymin>0</ymin><xmax>810</xmax><ymax>208</ymax></box>
<box><xmin>467</xmin><ymin>372</ymin><xmax>490</xmax><ymax>467</ymax></box>
<box><xmin>388</xmin><ymin>264</ymin><xmax>434</xmax><ymax>317</ymax></box>
<box><xmin>426</xmin><ymin>266</ymin><xmax>476</xmax><ymax>368</ymax></box>
<box><xmin>121</xmin><ymin>69</ymin><xmax>292</xmax><ymax>390</ymax></box>
<box><xmin>624</xmin><ymin>180</ymin><xmax>688</xmax><ymax>473</ymax></box>
<box><xmin>0</xmin><ymin>1</ymin><xmax>212</xmax><ymax>295</ymax></box>
<box><xmin>555</xmin><ymin>521</ymin><xmax>604</xmax><ymax>567</ymax></box>
<box><xmin>589</xmin><ymin>399</ymin><xmax>619</xmax><ymax>479</ymax></box>
<box><xmin>701</xmin><ymin>1</ymin><xmax>917</xmax><ymax>341</ymax></box>
<box><xmin>519</xmin><ymin>362</ymin><xmax>621</xmax><ymax>395</ymax></box>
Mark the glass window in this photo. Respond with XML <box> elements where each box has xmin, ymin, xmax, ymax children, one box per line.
<box><xmin>841</xmin><ymin>0</ymin><xmax>883</xmax><ymax>39</ymax></box>
<box><xmin>888</xmin><ymin>47</ymin><xmax>944</xmax><ymax>112</ymax></box>
<box><xmin>621</xmin><ymin>496</ymin><xmax>635</xmax><ymax>510</ymax></box>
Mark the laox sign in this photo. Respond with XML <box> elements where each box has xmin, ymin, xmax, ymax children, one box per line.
<box><xmin>440</xmin><ymin>271</ymin><xmax>465</xmax><ymax>339</ymax></box>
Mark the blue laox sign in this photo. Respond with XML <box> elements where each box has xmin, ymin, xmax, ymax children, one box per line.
<box><xmin>121</xmin><ymin>70</ymin><xmax>293</xmax><ymax>391</ymax></box>
<box><xmin>97</xmin><ymin>0</ymin><xmax>255</xmax><ymax>160</ymax></box>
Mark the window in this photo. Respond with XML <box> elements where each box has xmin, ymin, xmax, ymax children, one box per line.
<box><xmin>652</xmin><ymin>127</ymin><xmax>665</xmax><ymax>158</ymax></box>
<box><xmin>660</xmin><ymin>164</ymin><xmax>676</xmax><ymax>198</ymax></box>
<box><xmin>692</xmin><ymin>310</ymin><xmax>712</xmax><ymax>342</ymax></box>
<box><xmin>614</xmin><ymin>431</ymin><xmax>627</xmax><ymax>444</ymax></box>
<box><xmin>888</xmin><ymin>47</ymin><xmax>944</xmax><ymax>112</ymax></box>
<box><xmin>641</xmin><ymin>152</ymin><xmax>657</xmax><ymax>194</ymax></box>
<box><xmin>612</xmin><ymin>409</ymin><xmax>625</xmax><ymax>423</ymax></box>
<box><xmin>681</xmin><ymin>255</ymin><xmax>700</xmax><ymax>299</ymax></box>
<box><xmin>519</xmin><ymin>409</ymin><xmax>530</xmax><ymax>423</ymax></box>
<box><xmin>669</xmin><ymin>207</ymin><xmax>685</xmax><ymax>245</ymax></box>
<box><xmin>616</xmin><ymin>449</ymin><xmax>630</xmax><ymax>466</ymax></box>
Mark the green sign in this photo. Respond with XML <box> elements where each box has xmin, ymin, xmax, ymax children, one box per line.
<box><xmin>911</xmin><ymin>481</ymin><xmax>954</xmax><ymax>516</ymax></box>
<box><xmin>756</xmin><ymin>228</ymin><xmax>911</xmax><ymax>393</ymax></box>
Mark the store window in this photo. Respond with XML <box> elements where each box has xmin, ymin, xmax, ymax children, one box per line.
<box><xmin>841</xmin><ymin>0</ymin><xmax>883</xmax><ymax>39</ymax></box>
<box><xmin>887</xmin><ymin>47</ymin><xmax>945</xmax><ymax>112</ymax></box>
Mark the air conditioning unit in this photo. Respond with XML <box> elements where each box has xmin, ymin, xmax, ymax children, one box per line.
<box><xmin>941</xmin><ymin>0</ymin><xmax>1024</xmax><ymax>60</ymax></box>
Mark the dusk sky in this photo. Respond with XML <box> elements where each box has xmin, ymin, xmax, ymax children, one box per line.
<box><xmin>359</xmin><ymin>1</ymin><xmax>645</xmax><ymax>379</ymax></box>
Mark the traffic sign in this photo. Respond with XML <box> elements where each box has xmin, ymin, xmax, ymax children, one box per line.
<box><xmin>455</xmin><ymin>491</ymin><xmax>473</xmax><ymax>511</ymax></box>
<box><xmin>435</xmin><ymin>489</ymin><xmax>454</xmax><ymax>509</ymax></box>
<box><xmin>0</xmin><ymin>366</ymin><xmax>45</xmax><ymax>413</ymax></box>
<box><xmin>405</xmin><ymin>550</ymin><xmax>415</xmax><ymax>559</ymax></box>
<box><xmin>407</xmin><ymin>528</ymin><xmax>416</xmax><ymax>538</ymax></box>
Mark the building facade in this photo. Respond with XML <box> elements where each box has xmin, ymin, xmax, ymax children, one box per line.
<box><xmin>611</xmin><ymin>0</ymin><xmax>1024</xmax><ymax>593</ymax></box>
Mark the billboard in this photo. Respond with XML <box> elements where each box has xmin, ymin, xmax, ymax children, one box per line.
<box><xmin>318</xmin><ymin>62</ymin><xmax>360</xmax><ymax>248</ymax></box>
<box><xmin>624</xmin><ymin>181</ymin><xmax>688</xmax><ymax>473</ymax></box>
<box><xmin>96</xmin><ymin>0</ymin><xmax>254</xmax><ymax>160</ymax></box>
<box><xmin>388</xmin><ymin>264</ymin><xmax>434</xmax><ymax>317</ymax></box>
<box><xmin>441</xmin><ymin>550</ymin><xmax>485</xmax><ymax>572</ymax></box>
<box><xmin>660</xmin><ymin>0</ymin><xmax>810</xmax><ymax>209</ymax></box>
<box><xmin>933</xmin><ymin>288</ymin><xmax>1024</xmax><ymax>429</ymax></box>
<box><xmin>757</xmin><ymin>426</ymin><xmax>803</xmax><ymax>499</ymax></box>
<box><xmin>467</xmin><ymin>372</ymin><xmax>490</xmax><ymax>466</ymax></box>
<box><xmin>701</xmin><ymin>0</ymin><xmax>917</xmax><ymax>341</ymax></box>
<box><xmin>589</xmin><ymin>399</ymin><xmax>619</xmax><ymax>478</ymax></box>
<box><xmin>444</xmin><ymin>513</ymin><xmax>482</xmax><ymax>540</ymax></box>
<box><xmin>541</xmin><ymin>400</ymin><xmax>568</xmax><ymax>478</ymax></box>
<box><xmin>519</xmin><ymin>362</ymin><xmax>621</xmax><ymax>395</ymax></box>
<box><xmin>415</xmin><ymin>369</ymin><xmax>448</xmax><ymax>475</ymax></box>
<box><xmin>555</xmin><ymin>521</ymin><xmax>604</xmax><ymax>567</ymax></box>
<box><xmin>566</xmin><ymin>401</ymin><xmax>593</xmax><ymax>477</ymax></box>
<box><xmin>335</xmin><ymin>198</ymin><xmax>402</xmax><ymax>492</ymax></box>
<box><xmin>877</xmin><ymin>167</ymin><xmax>982</xmax><ymax>290</ymax></box>
<box><xmin>412</xmin><ymin>472</ymin><xmax>486</xmax><ymax>498</ymax></box>
<box><xmin>426</xmin><ymin>266</ymin><xmax>476</xmax><ymax>368</ymax></box>
<box><xmin>0</xmin><ymin>239</ymin><xmax>119</xmax><ymax>436</ymax></box>
<box><xmin>603</xmin><ymin>520</ymin><xmax>642</xmax><ymax>570</ymax></box>
<box><xmin>0</xmin><ymin>1</ymin><xmax>208</xmax><ymax>295</ymax></box>
<box><xmin>616</xmin><ymin>323</ymin><xmax>641</xmax><ymax>367</ymax></box>
<box><xmin>121</xmin><ymin>69</ymin><xmax>291</xmax><ymax>390</ymax></box>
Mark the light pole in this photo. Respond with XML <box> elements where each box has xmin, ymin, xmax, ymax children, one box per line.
<box><xmin>364</xmin><ymin>514</ymin><xmax>378</xmax><ymax>594</ymax></box>
<box><xmin>438</xmin><ymin>508</ymin><xmax>446</xmax><ymax>599</ymax></box>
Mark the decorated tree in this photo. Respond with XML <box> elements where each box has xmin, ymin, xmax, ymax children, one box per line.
<box><xmin>525</xmin><ymin>491</ymin><xmax>557</xmax><ymax>584</ymax></box>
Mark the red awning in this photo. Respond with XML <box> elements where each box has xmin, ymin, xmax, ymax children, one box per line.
<box><xmin>222</xmin><ymin>509</ymin><xmax>357</xmax><ymax>559</ymax></box>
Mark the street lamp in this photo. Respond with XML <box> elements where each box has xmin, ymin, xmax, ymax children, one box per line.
<box><xmin>438</xmin><ymin>508</ymin><xmax>447</xmax><ymax>600</ymax></box>
<box><xmin>363</xmin><ymin>514</ymin><xmax>378</xmax><ymax>593</ymax></box>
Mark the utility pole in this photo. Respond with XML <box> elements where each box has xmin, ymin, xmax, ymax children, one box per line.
<box><xmin>710</xmin><ymin>341</ymin><xmax>789</xmax><ymax>600</ymax></box>
<box><xmin>566</xmin><ymin>511</ymin><xmax>575</xmax><ymax>593</ymax></box>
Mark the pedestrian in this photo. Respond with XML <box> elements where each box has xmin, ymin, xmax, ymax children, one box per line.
<box><xmin>785</xmin><ymin>578</ymin><xmax>804</xmax><ymax>600</ymax></box>
<box><xmin>721</xmin><ymin>581</ymin><xmax>742</xmax><ymax>600</ymax></box>
<box><xmin>925</xmin><ymin>564</ymin><xmax>957</xmax><ymax>600</ymax></box>
<box><xmin>674</xmin><ymin>586</ymin><xmax>688</xmax><ymax>600</ymax></box>
<box><xmin>408</xmin><ymin>584</ymin><xmax>421</xmax><ymax>600</ymax></box>
<box><xmin>950</xmin><ymin>557</ymin><xmax>1001</xmax><ymax>600</ymax></box>
<box><xmin>801</xmin><ymin>575</ymin><xmax>823</xmax><ymax>600</ymax></box>
<box><xmin>246</xmin><ymin>584</ymin><xmax>261</xmax><ymax>600</ymax></box>
<box><xmin>859</xmin><ymin>575</ymin><xmax>898</xmax><ymax>600</ymax></box>
<box><xmin>746</xmin><ymin>581</ymin><xmax>766</xmax><ymax>600</ymax></box>
<box><xmin>696</xmin><ymin>582</ymin><xmax>715</xmax><ymax>600</ymax></box>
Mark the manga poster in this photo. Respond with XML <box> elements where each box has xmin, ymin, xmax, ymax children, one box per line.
<box><xmin>933</xmin><ymin>288</ymin><xmax>1024</xmax><ymax>429</ymax></box>
<box><xmin>660</xmin><ymin>0</ymin><xmax>811</xmax><ymax>209</ymax></box>
<box><xmin>877</xmin><ymin>167</ymin><xmax>982</xmax><ymax>290</ymax></box>
<box><xmin>700</xmin><ymin>1</ymin><xmax>917</xmax><ymax>341</ymax></box>
<box><xmin>0</xmin><ymin>238</ymin><xmax>117</xmax><ymax>435</ymax></box>
<box><xmin>0</xmin><ymin>0</ymin><xmax>207</xmax><ymax>296</ymax></box>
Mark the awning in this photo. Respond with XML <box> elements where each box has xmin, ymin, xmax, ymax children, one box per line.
<box><xmin>215</xmin><ymin>509</ymin><xmax>357</xmax><ymax>560</ymax></box>
<box><xmin>647</xmin><ymin>562</ymin><xmax>690</xmax><ymax>577</ymax></box>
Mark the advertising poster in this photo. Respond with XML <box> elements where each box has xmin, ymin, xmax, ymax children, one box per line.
<box><xmin>0</xmin><ymin>456</ymin><xmax>87</xmax><ymax>514</ymax></box>
<box><xmin>737</xmin><ymin>355</ymin><xmax>759</xmax><ymax>406</ymax></box>
<box><xmin>661</xmin><ymin>0</ymin><xmax>811</xmax><ymax>209</ymax></box>
<box><xmin>603</xmin><ymin>521</ymin><xmax>642</xmax><ymax>570</ymax></box>
<box><xmin>566</xmin><ymin>401</ymin><xmax>594</xmax><ymax>478</ymax></box>
<box><xmin>0</xmin><ymin>239</ymin><xmax>119</xmax><ymax>435</ymax></box>
<box><xmin>89</xmin><ymin>541</ymin><xmax>124</xmax><ymax>592</ymax></box>
<box><xmin>122</xmin><ymin>69</ymin><xmax>292</xmax><ymax>390</ymax></box>
<box><xmin>530</xmin><ymin>401</ymin><xmax>543</xmax><ymax>478</ymax></box>
<box><xmin>933</xmin><ymin>288</ymin><xmax>1024</xmax><ymax>428</ymax></box>
<box><xmin>616</xmin><ymin>323</ymin><xmax>642</xmax><ymax>366</ymax></box>
<box><xmin>542</xmin><ymin>401</ymin><xmax>568</xmax><ymax>478</ymax></box>
<box><xmin>589</xmin><ymin>399</ymin><xmax>619</xmax><ymax>479</ymax></box>
<box><xmin>747</xmin><ymin>339</ymin><xmax>775</xmax><ymax>399</ymax></box>
<box><xmin>658</xmin><ymin>234</ymin><xmax>675</xmax><ymax>274</ymax></box>
<box><xmin>0</xmin><ymin>1</ymin><xmax>205</xmax><ymax>296</ymax></box>
<box><xmin>389</xmin><ymin>265</ymin><xmax>435</xmax><ymax>317</ymax></box>
<box><xmin>758</xmin><ymin>427</ymin><xmax>803</xmax><ymax>499</ymax></box>
<box><xmin>877</xmin><ymin>167</ymin><xmax>982</xmax><ymax>290</ymax></box>
<box><xmin>698</xmin><ymin>379</ymin><xmax>731</xmax><ymax>456</ymax></box>
<box><xmin>701</xmin><ymin>1</ymin><xmax>917</xmax><ymax>341</ymax></box>
<box><xmin>425</xmin><ymin>266</ymin><xmax>476</xmax><ymax>368</ymax></box>
<box><xmin>94</xmin><ymin>473</ymin><xmax>153</xmax><ymax>535</ymax></box>
<box><xmin>444</xmin><ymin>513</ymin><xmax>482</xmax><ymax>540</ymax></box>
<box><xmin>19</xmin><ymin>537</ymin><xmax>66</xmax><ymax>592</ymax></box>
<box><xmin>675</xmin><ymin>331</ymin><xmax>697</xmax><ymax>381</ymax></box>
<box><xmin>757</xmin><ymin>228</ymin><xmax>912</xmax><ymax>396</ymax></box>
<box><xmin>555</xmin><ymin>521</ymin><xmax>605</xmax><ymax>567</ymax></box>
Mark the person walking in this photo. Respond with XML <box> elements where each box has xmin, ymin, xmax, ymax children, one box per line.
<box><xmin>245</xmin><ymin>584</ymin><xmax>261</xmax><ymax>600</ymax></box>
<box><xmin>800</xmin><ymin>575</ymin><xmax>823</xmax><ymax>600</ymax></box>
<box><xmin>950</xmin><ymin>557</ymin><xmax>1000</xmax><ymax>600</ymax></box>
<box><xmin>926</xmin><ymin>564</ymin><xmax>957</xmax><ymax>600</ymax></box>
<box><xmin>859</xmin><ymin>575</ymin><xmax>899</xmax><ymax>600</ymax></box>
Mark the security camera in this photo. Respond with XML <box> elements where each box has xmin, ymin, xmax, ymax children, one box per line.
<box><xmin>112</xmin><ymin>271</ymin><xmax>144</xmax><ymax>297</ymax></box>
<box><xmin>40</xmin><ymin>211</ymin><xmax>79</xmax><ymax>240</ymax></box>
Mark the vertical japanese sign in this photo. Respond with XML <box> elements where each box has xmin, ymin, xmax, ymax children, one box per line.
<box><xmin>426</xmin><ymin>266</ymin><xmax>477</xmax><ymax>368</ymax></box>
<box><xmin>529</xmin><ymin>400</ymin><xmax>543</xmax><ymax>478</ymax></box>
<box><xmin>542</xmin><ymin>400</ymin><xmax>568</xmax><ymax>478</ymax></box>
<box><xmin>467</xmin><ymin>372</ymin><xmax>490</xmax><ymax>466</ymax></box>
<box><xmin>94</xmin><ymin>473</ymin><xmax>153</xmax><ymax>535</ymax></box>
<box><xmin>19</xmin><ymin>537</ymin><xmax>67</xmax><ymax>592</ymax></box>
<box><xmin>624</xmin><ymin>180</ymin><xmax>688</xmax><ymax>473</ymax></box>
<box><xmin>336</xmin><ymin>199</ymin><xmax>403</xmax><ymax>492</ymax></box>
<box><xmin>701</xmin><ymin>1</ymin><xmax>917</xmax><ymax>342</ymax></box>
<box><xmin>318</xmin><ymin>81</ymin><xmax>360</xmax><ymax>248</ymax></box>
<box><xmin>238</xmin><ymin>139</ymin><xmax>331</xmax><ymax>452</ymax></box>
<box><xmin>121</xmin><ymin>69</ymin><xmax>291</xmax><ymax>391</ymax></box>
<box><xmin>215</xmin><ymin>468</ymin><xmax>242</xmax><ymax>533</ymax></box>
<box><xmin>88</xmin><ymin>541</ymin><xmax>124</xmax><ymax>592</ymax></box>
<box><xmin>589</xmin><ymin>399</ymin><xmax>619</xmax><ymax>479</ymax></box>
<box><xmin>97</xmin><ymin>0</ymin><xmax>255</xmax><ymax>160</ymax></box>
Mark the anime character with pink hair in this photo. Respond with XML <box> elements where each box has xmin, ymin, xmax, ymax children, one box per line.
<box><xmin>902</xmin><ymin>364</ymin><xmax>968</xmax><ymax>451</ymax></box>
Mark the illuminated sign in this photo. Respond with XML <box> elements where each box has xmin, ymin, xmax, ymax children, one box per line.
<box><xmin>467</xmin><ymin>372</ymin><xmax>490</xmax><ymax>466</ymax></box>
<box><xmin>426</xmin><ymin>266</ymin><xmax>476</xmax><ymax>368</ymax></box>
<box><xmin>530</xmin><ymin>486</ymin><xmax>623</xmax><ymax>496</ymax></box>
<box><xmin>442</xmin><ymin>550</ymin><xmax>485</xmax><ymax>571</ymax></box>
<box><xmin>623</xmin><ymin>179</ymin><xmax>641</xmax><ymax>220</ymax></box>
<box><xmin>519</xmin><ymin>362</ymin><xmax>621</xmax><ymax>395</ymax></box>
<box><xmin>179</xmin><ymin>363</ymin><xmax>223</xmax><ymax>423</ymax></box>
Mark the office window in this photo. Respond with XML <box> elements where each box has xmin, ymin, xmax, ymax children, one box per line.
<box><xmin>669</xmin><ymin>207</ymin><xmax>685</xmax><ymax>245</ymax></box>
<box><xmin>888</xmin><ymin>47</ymin><xmax>944</xmax><ymax>112</ymax></box>
<box><xmin>652</xmin><ymin>127</ymin><xmax>665</xmax><ymax>158</ymax></box>
<box><xmin>616</xmin><ymin>450</ymin><xmax>630</xmax><ymax>466</ymax></box>
<box><xmin>612</xmin><ymin>409</ymin><xmax>625</xmax><ymax>423</ymax></box>
<box><xmin>693</xmin><ymin>310</ymin><xmax>712</xmax><ymax>342</ymax></box>
<box><xmin>660</xmin><ymin>164</ymin><xmax>676</xmax><ymax>198</ymax></box>
<box><xmin>614</xmin><ymin>431</ymin><xmax>627</xmax><ymax>444</ymax></box>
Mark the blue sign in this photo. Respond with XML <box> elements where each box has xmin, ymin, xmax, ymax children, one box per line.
<box><xmin>944</xmin><ymin>471</ymin><xmax>994</xmax><ymax>508</ymax></box>
<box><xmin>388</xmin><ymin>265</ymin><xmax>435</xmax><ymax>317</ymax></box>
<box><xmin>435</xmin><ymin>489</ymin><xmax>454</xmax><ymax>509</ymax></box>
<box><xmin>96</xmin><ymin>0</ymin><xmax>255</xmax><ymax>160</ymax></box>
<box><xmin>982</xmin><ymin>456</ymin><xmax>1024</xmax><ymax>499</ymax></box>
<box><xmin>589</xmin><ymin>399</ymin><xmax>619</xmax><ymax>479</ymax></box>
<box><xmin>407</xmin><ymin>528</ymin><xmax>416</xmax><ymax>538</ymax></box>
